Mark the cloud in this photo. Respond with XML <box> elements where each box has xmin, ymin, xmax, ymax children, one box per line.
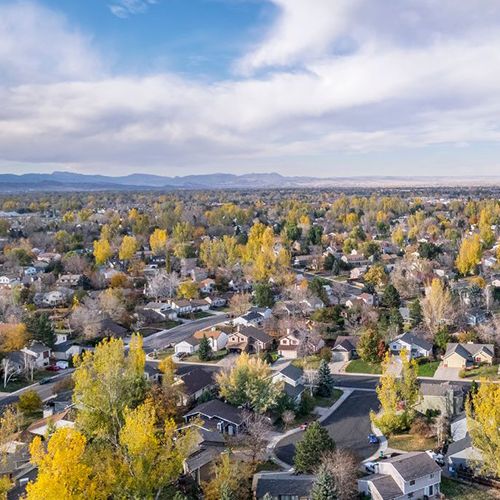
<box><xmin>2</xmin><ymin>0</ymin><xmax>500</xmax><ymax>175</ymax></box>
<box><xmin>108</xmin><ymin>0</ymin><xmax>158</xmax><ymax>19</ymax></box>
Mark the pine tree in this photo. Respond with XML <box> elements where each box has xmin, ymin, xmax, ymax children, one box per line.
<box><xmin>316</xmin><ymin>359</ymin><xmax>334</xmax><ymax>397</ymax></box>
<box><xmin>29</xmin><ymin>313</ymin><xmax>55</xmax><ymax>348</ymax></box>
<box><xmin>381</xmin><ymin>284</ymin><xmax>401</xmax><ymax>309</ymax></box>
<box><xmin>198</xmin><ymin>335</ymin><xmax>212</xmax><ymax>361</ymax></box>
<box><xmin>409</xmin><ymin>299</ymin><xmax>423</xmax><ymax>327</ymax></box>
<box><xmin>294</xmin><ymin>422</ymin><xmax>335</xmax><ymax>473</ymax></box>
<box><xmin>311</xmin><ymin>465</ymin><xmax>336</xmax><ymax>500</ymax></box>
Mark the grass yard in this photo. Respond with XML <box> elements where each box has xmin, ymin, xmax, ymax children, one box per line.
<box><xmin>460</xmin><ymin>364</ymin><xmax>499</xmax><ymax>381</ymax></box>
<box><xmin>441</xmin><ymin>477</ymin><xmax>499</xmax><ymax>500</ymax></box>
<box><xmin>254</xmin><ymin>460</ymin><xmax>284</xmax><ymax>473</ymax></box>
<box><xmin>345</xmin><ymin>359</ymin><xmax>382</xmax><ymax>374</ymax></box>
<box><xmin>388</xmin><ymin>433</ymin><xmax>437</xmax><ymax>452</ymax></box>
<box><xmin>291</xmin><ymin>355</ymin><xmax>322</xmax><ymax>370</ymax></box>
<box><xmin>1</xmin><ymin>371</ymin><xmax>49</xmax><ymax>393</ymax></box>
<box><xmin>183</xmin><ymin>348</ymin><xmax>228</xmax><ymax>363</ymax></box>
<box><xmin>314</xmin><ymin>388</ymin><xmax>343</xmax><ymax>408</ymax></box>
<box><xmin>417</xmin><ymin>360</ymin><xmax>440</xmax><ymax>377</ymax></box>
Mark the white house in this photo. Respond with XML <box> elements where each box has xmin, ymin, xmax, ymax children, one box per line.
<box><xmin>193</xmin><ymin>328</ymin><xmax>228</xmax><ymax>351</ymax></box>
<box><xmin>143</xmin><ymin>302</ymin><xmax>178</xmax><ymax>320</ymax></box>
<box><xmin>21</xmin><ymin>341</ymin><xmax>51</xmax><ymax>368</ymax></box>
<box><xmin>233</xmin><ymin>308</ymin><xmax>271</xmax><ymax>327</ymax></box>
<box><xmin>0</xmin><ymin>276</ymin><xmax>20</xmax><ymax>288</ymax></box>
<box><xmin>42</xmin><ymin>290</ymin><xmax>67</xmax><ymax>307</ymax></box>
<box><xmin>390</xmin><ymin>331</ymin><xmax>433</xmax><ymax>359</ymax></box>
<box><xmin>174</xmin><ymin>338</ymin><xmax>200</xmax><ymax>356</ymax></box>
<box><xmin>199</xmin><ymin>278</ymin><xmax>216</xmax><ymax>294</ymax></box>
<box><xmin>272</xmin><ymin>364</ymin><xmax>305</xmax><ymax>403</ymax></box>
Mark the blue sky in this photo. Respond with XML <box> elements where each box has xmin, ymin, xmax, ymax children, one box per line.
<box><xmin>2</xmin><ymin>0</ymin><xmax>500</xmax><ymax>177</ymax></box>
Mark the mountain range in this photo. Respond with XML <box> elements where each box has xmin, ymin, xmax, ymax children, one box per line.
<box><xmin>0</xmin><ymin>171</ymin><xmax>500</xmax><ymax>191</ymax></box>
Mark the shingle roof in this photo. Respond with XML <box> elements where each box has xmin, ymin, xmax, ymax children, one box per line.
<box><xmin>278</xmin><ymin>363</ymin><xmax>303</xmax><ymax>382</ymax></box>
<box><xmin>178</xmin><ymin>366</ymin><xmax>215</xmax><ymax>395</ymax></box>
<box><xmin>184</xmin><ymin>399</ymin><xmax>244</xmax><ymax>426</ymax></box>
<box><xmin>253</xmin><ymin>473</ymin><xmax>314</xmax><ymax>498</ymax></box>
<box><xmin>385</xmin><ymin>451</ymin><xmax>441</xmax><ymax>481</ymax></box>
<box><xmin>420</xmin><ymin>381</ymin><xmax>464</xmax><ymax>397</ymax></box>
<box><xmin>444</xmin><ymin>343</ymin><xmax>494</xmax><ymax>360</ymax></box>
<box><xmin>368</xmin><ymin>473</ymin><xmax>403</xmax><ymax>499</ymax></box>
<box><xmin>333</xmin><ymin>335</ymin><xmax>359</xmax><ymax>351</ymax></box>
<box><xmin>396</xmin><ymin>331</ymin><xmax>433</xmax><ymax>351</ymax></box>
<box><xmin>238</xmin><ymin>325</ymin><xmax>271</xmax><ymax>344</ymax></box>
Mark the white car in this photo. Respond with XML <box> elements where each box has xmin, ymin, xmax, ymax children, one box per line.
<box><xmin>364</xmin><ymin>461</ymin><xmax>378</xmax><ymax>473</ymax></box>
<box><xmin>425</xmin><ymin>450</ymin><xmax>445</xmax><ymax>466</ymax></box>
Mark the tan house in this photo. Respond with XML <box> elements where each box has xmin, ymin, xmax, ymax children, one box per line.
<box><xmin>277</xmin><ymin>331</ymin><xmax>300</xmax><ymax>359</ymax></box>
<box><xmin>227</xmin><ymin>325</ymin><xmax>272</xmax><ymax>354</ymax></box>
<box><xmin>443</xmin><ymin>343</ymin><xmax>494</xmax><ymax>369</ymax></box>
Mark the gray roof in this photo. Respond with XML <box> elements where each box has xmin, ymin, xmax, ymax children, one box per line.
<box><xmin>184</xmin><ymin>399</ymin><xmax>244</xmax><ymax>426</ymax></box>
<box><xmin>385</xmin><ymin>451</ymin><xmax>441</xmax><ymax>481</ymax></box>
<box><xmin>420</xmin><ymin>381</ymin><xmax>464</xmax><ymax>397</ymax></box>
<box><xmin>253</xmin><ymin>473</ymin><xmax>314</xmax><ymax>498</ymax></box>
<box><xmin>444</xmin><ymin>343</ymin><xmax>494</xmax><ymax>360</ymax></box>
<box><xmin>446</xmin><ymin>434</ymin><xmax>472</xmax><ymax>458</ymax></box>
<box><xmin>396</xmin><ymin>331</ymin><xmax>433</xmax><ymax>351</ymax></box>
<box><xmin>178</xmin><ymin>366</ymin><xmax>215</xmax><ymax>395</ymax></box>
<box><xmin>333</xmin><ymin>335</ymin><xmax>359</xmax><ymax>351</ymax></box>
<box><xmin>283</xmin><ymin>382</ymin><xmax>305</xmax><ymax>399</ymax></box>
<box><xmin>278</xmin><ymin>363</ymin><xmax>303</xmax><ymax>382</ymax></box>
<box><xmin>185</xmin><ymin>446</ymin><xmax>223</xmax><ymax>473</ymax></box>
<box><xmin>368</xmin><ymin>473</ymin><xmax>402</xmax><ymax>499</ymax></box>
<box><xmin>238</xmin><ymin>325</ymin><xmax>272</xmax><ymax>344</ymax></box>
<box><xmin>24</xmin><ymin>341</ymin><xmax>50</xmax><ymax>354</ymax></box>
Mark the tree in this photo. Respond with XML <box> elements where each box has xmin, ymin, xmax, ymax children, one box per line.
<box><xmin>93</xmin><ymin>237</ymin><xmax>112</xmax><ymax>266</ymax></box>
<box><xmin>409</xmin><ymin>299</ymin><xmax>423</xmax><ymax>327</ymax></box>
<box><xmin>198</xmin><ymin>335</ymin><xmax>212</xmax><ymax>361</ymax></box>
<box><xmin>294</xmin><ymin>421</ymin><xmax>335</xmax><ymax>473</ymax></box>
<box><xmin>421</xmin><ymin>278</ymin><xmax>454</xmax><ymax>336</ymax></box>
<box><xmin>229</xmin><ymin>293</ymin><xmax>252</xmax><ymax>317</ymax></box>
<box><xmin>391</xmin><ymin>226</ymin><xmax>405</xmax><ymax>247</ymax></box>
<box><xmin>203</xmin><ymin>453</ymin><xmax>252</xmax><ymax>500</ymax></box>
<box><xmin>254</xmin><ymin>283</ymin><xmax>274</xmax><ymax>308</ymax></box>
<box><xmin>316</xmin><ymin>359</ymin><xmax>334</xmax><ymax>398</ymax></box>
<box><xmin>282</xmin><ymin>410</ymin><xmax>295</xmax><ymax>429</ymax></box>
<box><xmin>238</xmin><ymin>411</ymin><xmax>272</xmax><ymax>464</ymax></box>
<box><xmin>147</xmin><ymin>271</ymin><xmax>179</xmax><ymax>299</ymax></box>
<box><xmin>456</xmin><ymin>234</ymin><xmax>482</xmax><ymax>275</ymax></box>
<box><xmin>119</xmin><ymin>235</ymin><xmax>138</xmax><ymax>262</ymax></box>
<box><xmin>399</xmin><ymin>348</ymin><xmax>419</xmax><ymax>410</ymax></box>
<box><xmin>150</xmin><ymin>228</ymin><xmax>168</xmax><ymax>256</ymax></box>
<box><xmin>17</xmin><ymin>389</ymin><xmax>42</xmax><ymax>415</ymax></box>
<box><xmin>216</xmin><ymin>353</ymin><xmax>282</xmax><ymax>414</ymax></box>
<box><xmin>357</xmin><ymin>327</ymin><xmax>384</xmax><ymax>364</ymax></box>
<box><xmin>26</xmin><ymin>428</ymin><xmax>103</xmax><ymax>500</ymax></box>
<box><xmin>320</xmin><ymin>449</ymin><xmax>359</xmax><ymax>500</ymax></box>
<box><xmin>178</xmin><ymin>281</ymin><xmax>199</xmax><ymax>300</ymax></box>
<box><xmin>311</xmin><ymin>464</ymin><xmax>336</xmax><ymax>500</ymax></box>
<box><xmin>381</xmin><ymin>284</ymin><xmax>401</xmax><ymax>309</ymax></box>
<box><xmin>27</xmin><ymin>313</ymin><xmax>55</xmax><ymax>347</ymax></box>
<box><xmin>72</xmin><ymin>335</ymin><xmax>147</xmax><ymax>444</ymax></box>
<box><xmin>434</xmin><ymin>327</ymin><xmax>450</xmax><ymax>351</ymax></box>
<box><xmin>0</xmin><ymin>323</ymin><xmax>27</xmax><ymax>352</ymax></box>
<box><xmin>364</xmin><ymin>264</ymin><xmax>387</xmax><ymax>289</ymax></box>
<box><xmin>466</xmin><ymin>382</ymin><xmax>500</xmax><ymax>477</ymax></box>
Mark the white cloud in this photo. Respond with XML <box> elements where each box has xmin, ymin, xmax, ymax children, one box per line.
<box><xmin>108</xmin><ymin>0</ymin><xmax>158</xmax><ymax>19</ymax></box>
<box><xmin>2</xmin><ymin>0</ymin><xmax>500</xmax><ymax>175</ymax></box>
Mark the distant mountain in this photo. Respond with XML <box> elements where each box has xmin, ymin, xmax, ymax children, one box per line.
<box><xmin>0</xmin><ymin>171</ymin><xmax>500</xmax><ymax>192</ymax></box>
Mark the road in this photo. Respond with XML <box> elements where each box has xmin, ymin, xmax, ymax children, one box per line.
<box><xmin>142</xmin><ymin>313</ymin><xmax>228</xmax><ymax>351</ymax></box>
<box><xmin>275</xmin><ymin>390</ymin><xmax>380</xmax><ymax>466</ymax></box>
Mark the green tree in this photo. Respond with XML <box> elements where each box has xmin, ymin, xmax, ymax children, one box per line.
<box><xmin>294</xmin><ymin>422</ymin><xmax>335</xmax><ymax>473</ymax></box>
<box><xmin>311</xmin><ymin>464</ymin><xmax>336</xmax><ymax>500</ymax></box>
<box><xmin>308</xmin><ymin>277</ymin><xmax>329</xmax><ymax>305</ymax></box>
<box><xmin>18</xmin><ymin>390</ymin><xmax>42</xmax><ymax>415</ymax></box>
<box><xmin>198</xmin><ymin>335</ymin><xmax>212</xmax><ymax>361</ymax></box>
<box><xmin>316</xmin><ymin>360</ymin><xmax>334</xmax><ymax>398</ymax></box>
<box><xmin>381</xmin><ymin>284</ymin><xmax>401</xmax><ymax>309</ymax></box>
<box><xmin>409</xmin><ymin>299</ymin><xmax>423</xmax><ymax>327</ymax></box>
<box><xmin>434</xmin><ymin>327</ymin><xmax>450</xmax><ymax>352</ymax></box>
<box><xmin>253</xmin><ymin>283</ymin><xmax>274</xmax><ymax>308</ymax></box>
<box><xmin>357</xmin><ymin>327</ymin><xmax>384</xmax><ymax>364</ymax></box>
<box><xmin>28</xmin><ymin>313</ymin><xmax>55</xmax><ymax>347</ymax></box>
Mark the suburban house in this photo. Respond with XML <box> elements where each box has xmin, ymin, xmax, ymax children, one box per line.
<box><xmin>233</xmin><ymin>308</ymin><xmax>271</xmax><ymax>328</ymax></box>
<box><xmin>332</xmin><ymin>335</ymin><xmax>359</xmax><ymax>362</ymax></box>
<box><xmin>169</xmin><ymin>298</ymin><xmax>194</xmax><ymax>315</ymax></box>
<box><xmin>0</xmin><ymin>275</ymin><xmax>21</xmax><ymax>289</ymax></box>
<box><xmin>143</xmin><ymin>302</ymin><xmax>178</xmax><ymax>320</ymax></box>
<box><xmin>358</xmin><ymin>451</ymin><xmax>441</xmax><ymax>500</ymax></box>
<box><xmin>204</xmin><ymin>295</ymin><xmax>227</xmax><ymax>308</ymax></box>
<box><xmin>389</xmin><ymin>331</ymin><xmax>433</xmax><ymax>359</ymax></box>
<box><xmin>176</xmin><ymin>365</ymin><xmax>217</xmax><ymax>405</ymax></box>
<box><xmin>300</xmin><ymin>296</ymin><xmax>324</xmax><ymax>312</ymax></box>
<box><xmin>252</xmin><ymin>472</ymin><xmax>314</xmax><ymax>500</ymax></box>
<box><xmin>199</xmin><ymin>278</ymin><xmax>216</xmax><ymax>294</ymax></box>
<box><xmin>446</xmin><ymin>414</ymin><xmax>484</xmax><ymax>474</ymax></box>
<box><xmin>227</xmin><ymin>325</ymin><xmax>272</xmax><ymax>354</ymax></box>
<box><xmin>41</xmin><ymin>290</ymin><xmax>67</xmax><ymax>307</ymax></box>
<box><xmin>464</xmin><ymin>308</ymin><xmax>489</xmax><ymax>327</ymax></box>
<box><xmin>417</xmin><ymin>382</ymin><xmax>465</xmax><ymax>417</ymax></box>
<box><xmin>184</xmin><ymin>399</ymin><xmax>245</xmax><ymax>435</ymax></box>
<box><xmin>193</xmin><ymin>328</ymin><xmax>228</xmax><ymax>351</ymax></box>
<box><xmin>277</xmin><ymin>331</ymin><xmax>301</xmax><ymax>359</ymax></box>
<box><xmin>21</xmin><ymin>341</ymin><xmax>51</xmax><ymax>368</ymax></box>
<box><xmin>57</xmin><ymin>274</ymin><xmax>85</xmax><ymax>288</ymax></box>
<box><xmin>443</xmin><ymin>343</ymin><xmax>495</xmax><ymax>368</ymax></box>
<box><xmin>271</xmin><ymin>364</ymin><xmax>305</xmax><ymax>403</ymax></box>
<box><xmin>174</xmin><ymin>337</ymin><xmax>200</xmax><ymax>356</ymax></box>
<box><xmin>277</xmin><ymin>330</ymin><xmax>324</xmax><ymax>359</ymax></box>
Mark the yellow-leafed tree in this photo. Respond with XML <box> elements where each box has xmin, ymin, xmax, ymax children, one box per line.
<box><xmin>119</xmin><ymin>235</ymin><xmax>138</xmax><ymax>261</ymax></box>
<box><xmin>150</xmin><ymin>228</ymin><xmax>168</xmax><ymax>256</ymax></box>
<box><xmin>456</xmin><ymin>233</ymin><xmax>482</xmax><ymax>275</ymax></box>
<box><xmin>93</xmin><ymin>238</ymin><xmax>112</xmax><ymax>266</ymax></box>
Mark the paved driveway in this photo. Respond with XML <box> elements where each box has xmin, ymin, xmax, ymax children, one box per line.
<box><xmin>433</xmin><ymin>363</ymin><xmax>461</xmax><ymax>380</ymax></box>
<box><xmin>274</xmin><ymin>390</ymin><xmax>380</xmax><ymax>466</ymax></box>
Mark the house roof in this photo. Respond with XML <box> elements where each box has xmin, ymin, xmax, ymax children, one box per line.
<box><xmin>444</xmin><ymin>343</ymin><xmax>494</xmax><ymax>360</ymax></box>
<box><xmin>178</xmin><ymin>366</ymin><xmax>216</xmax><ymax>395</ymax></box>
<box><xmin>420</xmin><ymin>382</ymin><xmax>464</xmax><ymax>397</ymax></box>
<box><xmin>276</xmin><ymin>363</ymin><xmax>303</xmax><ymax>382</ymax></box>
<box><xmin>446</xmin><ymin>434</ymin><xmax>473</xmax><ymax>458</ymax></box>
<box><xmin>253</xmin><ymin>472</ymin><xmax>314</xmax><ymax>498</ymax></box>
<box><xmin>333</xmin><ymin>335</ymin><xmax>359</xmax><ymax>351</ymax></box>
<box><xmin>368</xmin><ymin>473</ymin><xmax>403</xmax><ymax>500</ymax></box>
<box><xmin>385</xmin><ymin>451</ymin><xmax>441</xmax><ymax>481</ymax></box>
<box><xmin>193</xmin><ymin>329</ymin><xmax>224</xmax><ymax>340</ymax></box>
<box><xmin>395</xmin><ymin>331</ymin><xmax>433</xmax><ymax>352</ymax></box>
<box><xmin>184</xmin><ymin>399</ymin><xmax>244</xmax><ymax>426</ymax></box>
<box><xmin>184</xmin><ymin>446</ymin><xmax>223</xmax><ymax>473</ymax></box>
<box><xmin>24</xmin><ymin>341</ymin><xmax>50</xmax><ymax>354</ymax></box>
<box><xmin>236</xmin><ymin>325</ymin><xmax>271</xmax><ymax>344</ymax></box>
<box><xmin>283</xmin><ymin>382</ymin><xmax>305</xmax><ymax>399</ymax></box>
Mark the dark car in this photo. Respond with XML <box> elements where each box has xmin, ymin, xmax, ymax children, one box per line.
<box><xmin>39</xmin><ymin>377</ymin><xmax>53</xmax><ymax>385</ymax></box>
<box><xmin>46</xmin><ymin>365</ymin><xmax>61</xmax><ymax>372</ymax></box>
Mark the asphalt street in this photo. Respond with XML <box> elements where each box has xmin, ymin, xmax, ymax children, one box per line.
<box><xmin>275</xmin><ymin>390</ymin><xmax>380</xmax><ymax>466</ymax></box>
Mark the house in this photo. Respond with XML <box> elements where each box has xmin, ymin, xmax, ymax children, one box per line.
<box><xmin>389</xmin><ymin>331</ymin><xmax>433</xmax><ymax>359</ymax></box>
<box><xmin>0</xmin><ymin>275</ymin><xmax>20</xmax><ymax>289</ymax></box>
<box><xmin>52</xmin><ymin>340</ymin><xmax>82</xmax><ymax>361</ymax></box>
<box><xmin>183</xmin><ymin>426</ymin><xmax>225</xmax><ymax>484</ymax></box>
<box><xmin>233</xmin><ymin>308</ymin><xmax>271</xmax><ymax>327</ymax></box>
<box><xmin>253</xmin><ymin>472</ymin><xmax>314</xmax><ymax>500</ymax></box>
<box><xmin>227</xmin><ymin>325</ymin><xmax>272</xmax><ymax>354</ymax></box>
<box><xmin>271</xmin><ymin>364</ymin><xmax>305</xmax><ymax>403</ymax></box>
<box><xmin>332</xmin><ymin>335</ymin><xmax>359</xmax><ymax>362</ymax></box>
<box><xmin>176</xmin><ymin>365</ymin><xmax>218</xmax><ymax>405</ymax></box>
<box><xmin>277</xmin><ymin>330</ymin><xmax>324</xmax><ymax>359</ymax></box>
<box><xmin>277</xmin><ymin>331</ymin><xmax>301</xmax><ymax>359</ymax></box>
<box><xmin>57</xmin><ymin>274</ymin><xmax>85</xmax><ymax>288</ymax></box>
<box><xmin>21</xmin><ymin>341</ymin><xmax>51</xmax><ymax>368</ymax></box>
<box><xmin>199</xmin><ymin>278</ymin><xmax>216</xmax><ymax>294</ymax></box>
<box><xmin>358</xmin><ymin>451</ymin><xmax>441</xmax><ymax>500</ymax></box>
<box><xmin>169</xmin><ymin>298</ymin><xmax>193</xmax><ymax>315</ymax></box>
<box><xmin>350</xmin><ymin>266</ymin><xmax>368</xmax><ymax>280</ymax></box>
<box><xmin>27</xmin><ymin>409</ymin><xmax>74</xmax><ymax>438</ymax></box>
<box><xmin>300</xmin><ymin>296</ymin><xmax>324</xmax><ymax>312</ymax></box>
<box><xmin>174</xmin><ymin>337</ymin><xmax>200</xmax><ymax>356</ymax></box>
<box><xmin>98</xmin><ymin>318</ymin><xmax>128</xmax><ymax>338</ymax></box>
<box><xmin>193</xmin><ymin>328</ymin><xmax>228</xmax><ymax>351</ymax></box>
<box><xmin>143</xmin><ymin>302</ymin><xmax>178</xmax><ymax>320</ymax></box>
<box><xmin>144</xmin><ymin>363</ymin><xmax>162</xmax><ymax>382</ymax></box>
<box><xmin>189</xmin><ymin>299</ymin><xmax>211</xmax><ymax>312</ymax></box>
<box><xmin>204</xmin><ymin>295</ymin><xmax>227</xmax><ymax>308</ymax></box>
<box><xmin>446</xmin><ymin>414</ymin><xmax>484</xmax><ymax>474</ymax></box>
<box><xmin>184</xmin><ymin>399</ymin><xmax>245</xmax><ymax>435</ymax></box>
<box><xmin>464</xmin><ymin>308</ymin><xmax>489</xmax><ymax>326</ymax></box>
<box><xmin>443</xmin><ymin>343</ymin><xmax>495</xmax><ymax>368</ymax></box>
<box><xmin>417</xmin><ymin>382</ymin><xmax>465</xmax><ymax>417</ymax></box>
<box><xmin>42</xmin><ymin>290</ymin><xmax>67</xmax><ymax>307</ymax></box>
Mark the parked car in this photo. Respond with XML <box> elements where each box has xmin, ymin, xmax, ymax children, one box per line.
<box><xmin>46</xmin><ymin>365</ymin><xmax>61</xmax><ymax>372</ymax></box>
<box><xmin>364</xmin><ymin>461</ymin><xmax>377</xmax><ymax>473</ymax></box>
<box><xmin>39</xmin><ymin>377</ymin><xmax>53</xmax><ymax>385</ymax></box>
<box><xmin>368</xmin><ymin>433</ymin><xmax>379</xmax><ymax>444</ymax></box>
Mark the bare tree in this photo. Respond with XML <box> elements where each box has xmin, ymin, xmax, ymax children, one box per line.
<box><xmin>319</xmin><ymin>449</ymin><xmax>359</xmax><ymax>500</ymax></box>
<box><xmin>239</xmin><ymin>411</ymin><xmax>272</xmax><ymax>464</ymax></box>
<box><xmin>146</xmin><ymin>270</ymin><xmax>179</xmax><ymax>299</ymax></box>
<box><xmin>229</xmin><ymin>293</ymin><xmax>252</xmax><ymax>317</ymax></box>
<box><xmin>282</xmin><ymin>410</ymin><xmax>295</xmax><ymax>429</ymax></box>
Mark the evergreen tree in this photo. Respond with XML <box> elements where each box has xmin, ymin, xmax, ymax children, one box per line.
<box><xmin>311</xmin><ymin>465</ymin><xmax>336</xmax><ymax>500</ymax></box>
<box><xmin>198</xmin><ymin>335</ymin><xmax>212</xmax><ymax>361</ymax></box>
<box><xmin>28</xmin><ymin>313</ymin><xmax>55</xmax><ymax>347</ymax></box>
<box><xmin>294</xmin><ymin>422</ymin><xmax>335</xmax><ymax>473</ymax></box>
<box><xmin>381</xmin><ymin>284</ymin><xmax>401</xmax><ymax>309</ymax></box>
<box><xmin>316</xmin><ymin>359</ymin><xmax>334</xmax><ymax>397</ymax></box>
<box><xmin>254</xmin><ymin>283</ymin><xmax>274</xmax><ymax>308</ymax></box>
<box><xmin>409</xmin><ymin>299</ymin><xmax>423</xmax><ymax>327</ymax></box>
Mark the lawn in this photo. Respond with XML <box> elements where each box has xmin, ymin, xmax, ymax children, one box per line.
<box><xmin>254</xmin><ymin>460</ymin><xmax>284</xmax><ymax>473</ymax></box>
<box><xmin>417</xmin><ymin>360</ymin><xmax>440</xmax><ymax>377</ymax></box>
<box><xmin>1</xmin><ymin>371</ymin><xmax>49</xmax><ymax>393</ymax></box>
<box><xmin>460</xmin><ymin>364</ymin><xmax>499</xmax><ymax>381</ymax></box>
<box><xmin>291</xmin><ymin>355</ymin><xmax>322</xmax><ymax>370</ymax></box>
<box><xmin>183</xmin><ymin>348</ymin><xmax>228</xmax><ymax>363</ymax></box>
<box><xmin>387</xmin><ymin>433</ymin><xmax>437</xmax><ymax>452</ymax></box>
<box><xmin>441</xmin><ymin>477</ymin><xmax>499</xmax><ymax>500</ymax></box>
<box><xmin>345</xmin><ymin>359</ymin><xmax>382</xmax><ymax>374</ymax></box>
<box><xmin>314</xmin><ymin>389</ymin><xmax>343</xmax><ymax>408</ymax></box>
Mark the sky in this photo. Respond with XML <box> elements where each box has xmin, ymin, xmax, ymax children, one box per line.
<box><xmin>2</xmin><ymin>0</ymin><xmax>500</xmax><ymax>178</ymax></box>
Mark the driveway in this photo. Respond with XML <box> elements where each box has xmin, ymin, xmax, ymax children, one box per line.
<box><xmin>274</xmin><ymin>390</ymin><xmax>380</xmax><ymax>466</ymax></box>
<box><xmin>433</xmin><ymin>363</ymin><xmax>461</xmax><ymax>380</ymax></box>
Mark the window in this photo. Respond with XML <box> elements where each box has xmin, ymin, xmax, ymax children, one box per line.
<box><xmin>430</xmin><ymin>474</ymin><xmax>434</xmax><ymax>478</ymax></box>
<box><xmin>410</xmin><ymin>480</ymin><xmax>415</xmax><ymax>486</ymax></box>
